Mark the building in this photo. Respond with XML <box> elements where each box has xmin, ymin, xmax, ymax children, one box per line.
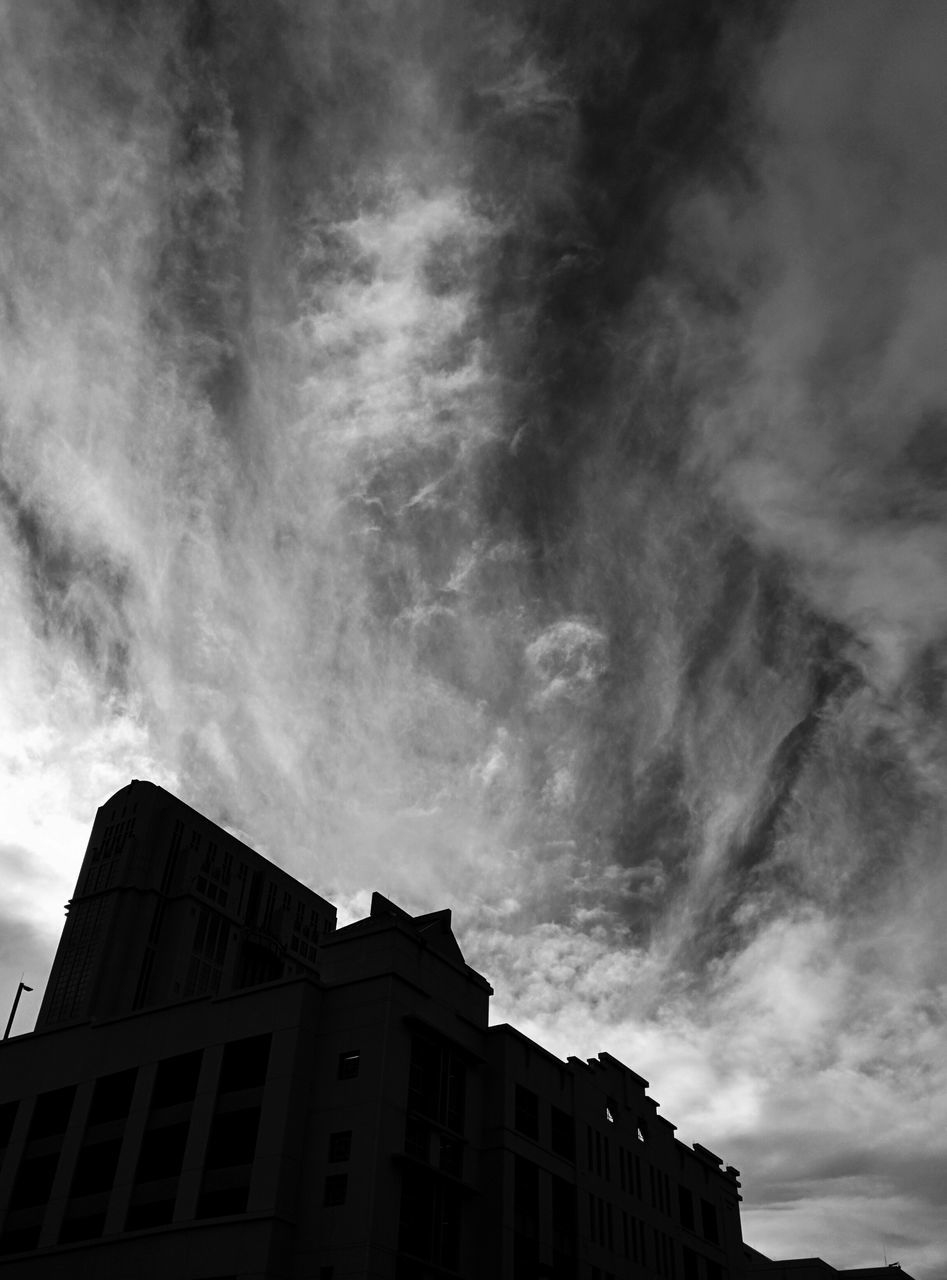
<box><xmin>36</xmin><ymin>779</ymin><xmax>336</xmax><ymax>1030</ymax></box>
<box><xmin>744</xmin><ymin>1246</ymin><xmax>914</xmax><ymax>1280</ymax></box>
<box><xmin>0</xmin><ymin>781</ymin><xmax>884</xmax><ymax>1279</ymax></box>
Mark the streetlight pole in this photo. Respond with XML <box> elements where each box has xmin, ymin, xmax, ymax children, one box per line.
<box><xmin>3</xmin><ymin>981</ymin><xmax>33</xmax><ymax>1040</ymax></box>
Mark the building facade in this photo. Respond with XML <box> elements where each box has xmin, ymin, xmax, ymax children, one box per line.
<box><xmin>0</xmin><ymin>782</ymin><xmax>902</xmax><ymax>1280</ymax></box>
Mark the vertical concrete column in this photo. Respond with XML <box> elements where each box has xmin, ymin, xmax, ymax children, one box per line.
<box><xmin>176</xmin><ymin>1042</ymin><xmax>223</xmax><ymax>1221</ymax></box>
<box><xmin>104</xmin><ymin>1062</ymin><xmax>156</xmax><ymax>1235</ymax></box>
<box><xmin>0</xmin><ymin>1096</ymin><xmax>35</xmax><ymax>1221</ymax></box>
<box><xmin>38</xmin><ymin>1079</ymin><xmax>94</xmax><ymax>1246</ymax></box>
<box><xmin>249</xmin><ymin>1023</ymin><xmax>300</xmax><ymax>1215</ymax></box>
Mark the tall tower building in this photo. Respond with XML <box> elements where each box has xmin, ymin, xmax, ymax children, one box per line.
<box><xmin>37</xmin><ymin>780</ymin><xmax>336</xmax><ymax>1029</ymax></box>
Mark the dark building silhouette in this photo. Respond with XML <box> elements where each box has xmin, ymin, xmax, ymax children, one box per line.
<box><xmin>744</xmin><ymin>1248</ymin><xmax>915</xmax><ymax>1280</ymax></box>
<box><xmin>0</xmin><ymin>782</ymin><xmax>915</xmax><ymax>1280</ymax></box>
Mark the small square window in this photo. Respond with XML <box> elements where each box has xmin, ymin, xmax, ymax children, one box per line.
<box><xmin>337</xmin><ymin>1050</ymin><xmax>360</xmax><ymax>1080</ymax></box>
<box><xmin>328</xmin><ymin>1131</ymin><xmax>352</xmax><ymax>1162</ymax></box>
<box><xmin>324</xmin><ymin>1173</ymin><xmax>347</xmax><ymax>1206</ymax></box>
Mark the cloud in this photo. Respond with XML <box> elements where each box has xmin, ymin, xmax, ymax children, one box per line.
<box><xmin>1</xmin><ymin>2</ymin><xmax>946</xmax><ymax>1271</ymax></box>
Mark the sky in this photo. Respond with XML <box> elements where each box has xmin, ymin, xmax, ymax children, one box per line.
<box><xmin>0</xmin><ymin>0</ymin><xmax>945</xmax><ymax>1272</ymax></box>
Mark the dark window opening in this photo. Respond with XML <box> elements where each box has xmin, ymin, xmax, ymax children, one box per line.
<box><xmin>135</xmin><ymin>1121</ymin><xmax>189</xmax><ymax>1183</ymax></box>
<box><xmin>683</xmin><ymin>1245</ymin><xmax>699</xmax><ymax>1280</ymax></box>
<box><xmin>219</xmin><ymin>1033</ymin><xmax>271</xmax><ymax>1093</ymax></box>
<box><xmin>9</xmin><ymin>1153</ymin><xmax>58</xmax><ymax>1210</ymax></box>
<box><xmin>328</xmin><ymin>1130</ymin><xmax>352</xmax><ymax>1163</ymax></box>
<box><xmin>87</xmin><ymin>1068</ymin><xmax>137</xmax><ymax>1125</ymax></box>
<box><xmin>514</xmin><ymin>1084</ymin><xmax>539</xmax><ymax>1140</ymax></box>
<box><xmin>514</xmin><ymin>1155</ymin><xmax>540</xmax><ymax>1238</ymax></box>
<box><xmin>184</xmin><ymin>907</ymin><xmax>228</xmax><ymax>996</ymax></box>
<box><xmin>59</xmin><ymin>1209</ymin><xmax>106</xmax><ymax>1244</ymax></box>
<box><xmin>551</xmin><ymin>1106</ymin><xmax>575</xmax><ymax>1160</ymax></box>
<box><xmin>337</xmin><ymin>1049</ymin><xmax>360</xmax><ymax>1080</ymax></box>
<box><xmin>233</xmin><ymin>939</ymin><xmax>283</xmax><ymax>989</ymax></box>
<box><xmin>0</xmin><ymin>1223</ymin><xmax>41</xmax><ymax>1255</ymax></box>
<box><xmin>515</xmin><ymin>1234</ymin><xmax>540</xmax><ymax>1276</ymax></box>
<box><xmin>405</xmin><ymin>1116</ymin><xmax>429</xmax><ymax>1162</ymax></box>
<box><xmin>679</xmin><ymin>1185</ymin><xmax>695</xmax><ymax>1230</ymax></box>
<box><xmin>195</xmin><ymin>1183</ymin><xmax>250</xmax><ymax>1219</ymax></box>
<box><xmin>152</xmin><ymin>1050</ymin><xmax>202</xmax><ymax>1109</ymax></box>
<box><xmin>28</xmin><ymin>1085</ymin><xmax>75</xmax><ymax>1139</ymax></box>
<box><xmin>407</xmin><ymin>1035</ymin><xmax>466</xmax><ymax>1134</ymax></box>
<box><xmin>551</xmin><ymin>1175</ymin><xmax>577</xmax><ymax>1259</ymax></box>
<box><xmin>398</xmin><ymin>1166</ymin><xmax>461</xmax><ymax>1270</ymax></box>
<box><xmin>70</xmin><ymin>1138</ymin><xmax>122</xmax><ymax>1196</ymax></box>
<box><xmin>204</xmin><ymin>1107</ymin><xmax>260</xmax><ymax>1170</ymax></box>
<box><xmin>125</xmin><ymin>1197</ymin><xmax>175</xmax><ymax>1231</ymax></box>
<box><xmin>701</xmin><ymin>1197</ymin><xmax>719</xmax><ymax>1244</ymax></box>
<box><xmin>324</xmin><ymin>1173</ymin><xmax>347</xmax><ymax>1206</ymax></box>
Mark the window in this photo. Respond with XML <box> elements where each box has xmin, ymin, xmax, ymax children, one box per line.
<box><xmin>87</xmin><ymin>1068</ymin><xmax>137</xmax><ymax>1124</ymax></box>
<box><xmin>683</xmin><ymin>1245</ymin><xmax>699</xmax><ymax>1280</ymax></box>
<box><xmin>58</xmin><ymin>1209</ymin><xmax>106</xmax><ymax>1244</ymax></box>
<box><xmin>135</xmin><ymin>1121</ymin><xmax>189</xmax><ymax>1182</ymax></box>
<box><xmin>398</xmin><ymin>1166</ymin><xmax>462</xmax><ymax>1269</ymax></box>
<box><xmin>328</xmin><ymin>1131</ymin><xmax>352</xmax><ymax>1163</ymax></box>
<box><xmin>514</xmin><ymin>1156</ymin><xmax>539</xmax><ymax>1238</ymax></box>
<box><xmin>70</xmin><ymin>1138</ymin><xmax>122</xmax><ymax>1196</ymax></box>
<box><xmin>407</xmin><ymin>1036</ymin><xmax>466</xmax><ymax>1133</ymax></box>
<box><xmin>195</xmin><ymin>1183</ymin><xmax>250</xmax><ymax>1219</ymax></box>
<box><xmin>152</xmin><ymin>1050</ymin><xmax>202</xmax><ymax>1109</ymax></box>
<box><xmin>636</xmin><ymin>1120</ymin><xmax>647</xmax><ymax>1142</ymax></box>
<box><xmin>514</xmin><ymin>1084</ymin><xmax>539</xmax><ymax>1140</ymax></box>
<box><xmin>324</xmin><ymin>1173</ymin><xmax>347</xmax><ymax>1206</ymax></box>
<box><xmin>655</xmin><ymin>1228</ymin><xmax>677</xmax><ymax>1279</ymax></box>
<box><xmin>678</xmin><ymin>1185</ymin><xmax>695</xmax><ymax>1230</ymax></box>
<box><xmin>28</xmin><ymin>1085</ymin><xmax>75</xmax><ymax>1139</ymax></box>
<box><xmin>605</xmin><ymin>1098</ymin><xmax>617</xmax><ymax>1123</ymax></box>
<box><xmin>551</xmin><ymin>1175</ymin><xmax>577</xmax><ymax>1261</ymax></box>
<box><xmin>701</xmin><ymin>1197</ymin><xmax>719</xmax><ymax>1244</ymax></box>
<box><xmin>405</xmin><ymin>1116</ymin><xmax>429</xmax><ymax>1162</ymax></box>
<box><xmin>184</xmin><ymin>909</ymin><xmax>228</xmax><ymax>995</ymax></box>
<box><xmin>204</xmin><ymin>1107</ymin><xmax>260</xmax><ymax>1169</ymax></box>
<box><xmin>550</xmin><ymin>1105</ymin><xmax>575</xmax><ymax>1160</ymax></box>
<box><xmin>219</xmin><ymin>1034</ymin><xmax>271</xmax><ymax>1093</ymax></box>
<box><xmin>0</xmin><ymin>1223</ymin><xmax>40</xmax><ymax>1254</ymax></box>
<box><xmin>8</xmin><ymin>1153</ymin><xmax>58</xmax><ymax>1209</ymax></box>
<box><xmin>338</xmin><ymin>1049</ymin><xmax>360</xmax><ymax>1079</ymax></box>
<box><xmin>126</xmin><ymin>1197</ymin><xmax>175</xmax><ymax>1230</ymax></box>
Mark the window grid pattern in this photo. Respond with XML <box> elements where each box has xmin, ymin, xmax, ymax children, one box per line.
<box><xmin>43</xmin><ymin>896</ymin><xmax>112</xmax><ymax>1024</ymax></box>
